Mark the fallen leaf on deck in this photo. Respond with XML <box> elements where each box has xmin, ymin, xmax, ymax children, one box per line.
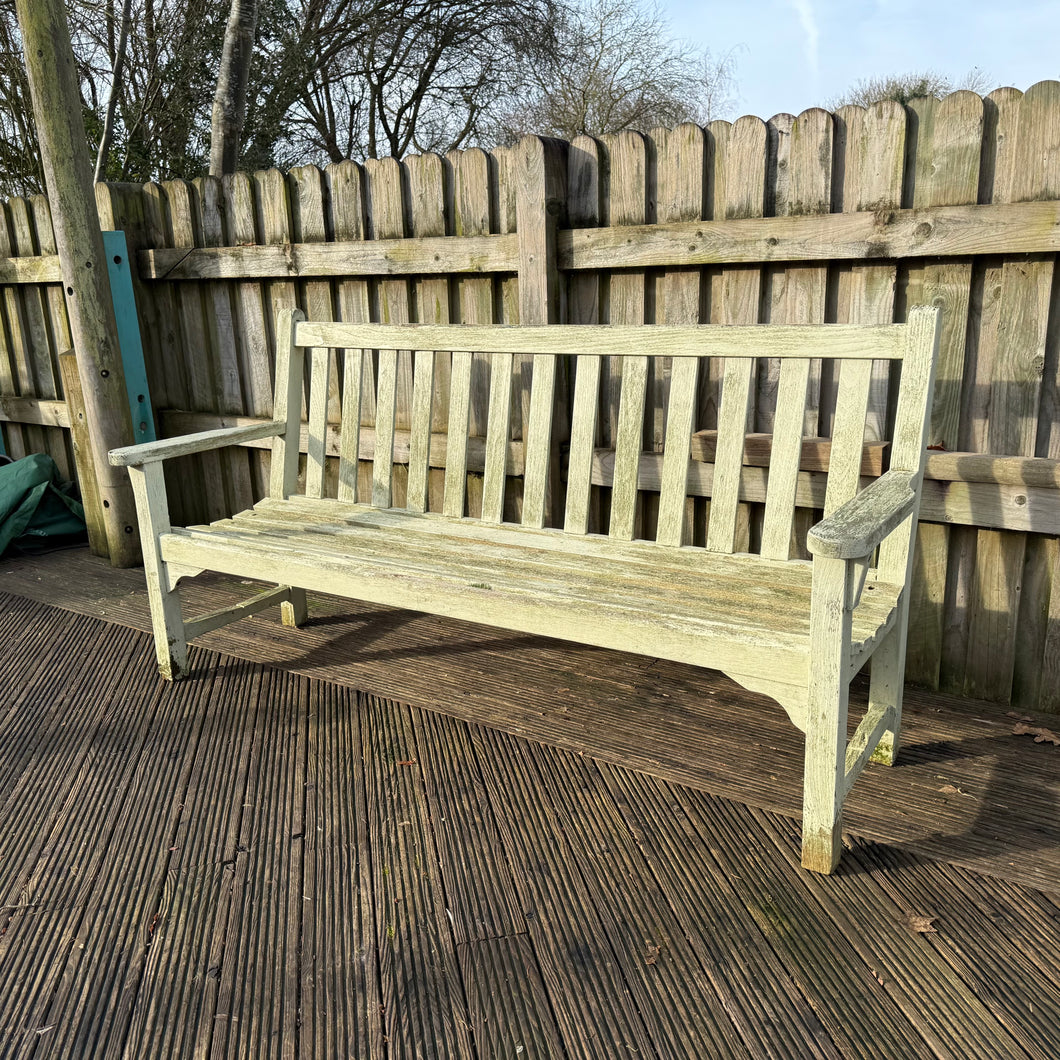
<box><xmin>904</xmin><ymin>914</ymin><xmax>937</xmax><ymax>934</ymax></box>
<box><xmin>1012</xmin><ymin>723</ymin><xmax>1060</xmax><ymax>746</ymax></box>
<box><xmin>938</xmin><ymin>784</ymin><xmax>974</xmax><ymax>797</ymax></box>
<box><xmin>644</xmin><ymin>942</ymin><xmax>661</xmax><ymax>966</ymax></box>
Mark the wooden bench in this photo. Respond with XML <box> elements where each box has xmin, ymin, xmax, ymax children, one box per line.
<box><xmin>110</xmin><ymin>307</ymin><xmax>940</xmax><ymax>873</ymax></box>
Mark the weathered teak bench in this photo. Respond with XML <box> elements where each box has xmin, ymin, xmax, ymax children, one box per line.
<box><xmin>110</xmin><ymin>307</ymin><xmax>940</xmax><ymax>873</ymax></box>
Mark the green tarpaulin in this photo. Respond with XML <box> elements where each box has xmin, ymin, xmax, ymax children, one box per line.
<box><xmin>0</xmin><ymin>453</ymin><xmax>87</xmax><ymax>556</ymax></box>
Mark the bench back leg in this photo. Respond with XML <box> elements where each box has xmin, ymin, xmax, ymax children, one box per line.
<box><xmin>867</xmin><ymin>606</ymin><xmax>908</xmax><ymax>766</ymax></box>
<box><xmin>280</xmin><ymin>587</ymin><xmax>308</xmax><ymax>628</ymax></box>
<box><xmin>128</xmin><ymin>463</ymin><xmax>189</xmax><ymax>680</ymax></box>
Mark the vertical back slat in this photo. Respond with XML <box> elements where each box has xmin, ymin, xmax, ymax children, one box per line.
<box><xmin>372</xmin><ymin>349</ymin><xmax>398</xmax><ymax>507</ymax></box>
<box><xmin>305</xmin><ymin>347</ymin><xmax>330</xmax><ymax>498</ymax></box>
<box><xmin>563</xmin><ymin>354</ymin><xmax>602</xmax><ymax>534</ymax></box>
<box><xmin>521</xmin><ymin>354</ymin><xmax>557</xmax><ymax>529</ymax></box>
<box><xmin>760</xmin><ymin>357</ymin><xmax>812</xmax><ymax>559</ymax></box>
<box><xmin>823</xmin><ymin>358</ymin><xmax>874</xmax><ymax>516</ymax></box>
<box><xmin>270</xmin><ymin>309</ymin><xmax>305</xmax><ymax>499</ymax></box>
<box><xmin>406</xmin><ymin>349</ymin><xmax>436</xmax><ymax>513</ymax></box>
<box><xmin>878</xmin><ymin>307</ymin><xmax>941</xmax><ymax>577</ymax></box>
<box><xmin>481</xmin><ymin>352</ymin><xmax>514</xmax><ymax>522</ymax></box>
<box><xmin>443</xmin><ymin>350</ymin><xmax>473</xmax><ymax>517</ymax></box>
<box><xmin>705</xmin><ymin>357</ymin><xmax>755</xmax><ymax>553</ymax></box>
<box><xmin>656</xmin><ymin>356</ymin><xmax>699</xmax><ymax>546</ymax></box>
<box><xmin>608</xmin><ymin>356</ymin><xmax>650</xmax><ymax>540</ymax></box>
<box><xmin>337</xmin><ymin>348</ymin><xmax>364</xmax><ymax>501</ymax></box>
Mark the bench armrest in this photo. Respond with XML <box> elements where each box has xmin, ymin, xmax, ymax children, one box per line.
<box><xmin>109</xmin><ymin>419</ymin><xmax>285</xmax><ymax>468</ymax></box>
<box><xmin>807</xmin><ymin>470</ymin><xmax>918</xmax><ymax>561</ymax></box>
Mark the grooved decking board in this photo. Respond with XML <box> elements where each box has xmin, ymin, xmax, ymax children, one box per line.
<box><xmin>0</xmin><ymin>592</ymin><xmax>1058</xmax><ymax>1058</ymax></box>
<box><xmin>458</xmin><ymin>934</ymin><xmax>566</xmax><ymax>1060</ymax></box>
<box><xmin>361</xmin><ymin>693</ymin><xmax>473</xmax><ymax>1059</ymax></box>
<box><xmin>469</xmin><ymin>723</ymin><xmax>661</xmax><ymax>1060</ymax></box>
<box><xmin>410</xmin><ymin>708</ymin><xmax>525</xmax><ymax>943</ymax></box>
<box><xmin>599</xmin><ymin>764</ymin><xmax>848</xmax><ymax>1060</ymax></box>
<box><xmin>747</xmin><ymin>808</ymin><xmax>1036</xmax><ymax>1060</ymax></box>
<box><xmin>2</xmin><ymin>552</ymin><xmax>1059</xmax><ymax>894</ymax></box>
<box><xmin>520</xmin><ymin>741</ymin><xmax>752</xmax><ymax>1059</ymax></box>
<box><xmin>671</xmin><ymin>790</ymin><xmax>991</xmax><ymax>1060</ymax></box>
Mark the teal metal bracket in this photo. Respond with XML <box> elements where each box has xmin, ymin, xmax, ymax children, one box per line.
<box><xmin>103</xmin><ymin>230</ymin><xmax>156</xmax><ymax>443</ymax></box>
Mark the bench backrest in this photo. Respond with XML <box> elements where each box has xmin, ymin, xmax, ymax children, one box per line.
<box><xmin>271</xmin><ymin>308</ymin><xmax>939</xmax><ymax>569</ymax></box>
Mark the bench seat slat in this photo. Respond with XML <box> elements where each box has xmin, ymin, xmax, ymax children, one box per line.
<box><xmin>223</xmin><ymin>512</ymin><xmax>827</xmax><ymax>620</ymax></box>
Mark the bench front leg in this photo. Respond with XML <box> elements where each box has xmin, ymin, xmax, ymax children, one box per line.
<box><xmin>802</xmin><ymin>555</ymin><xmax>854</xmax><ymax>873</ymax></box>
<box><xmin>127</xmin><ymin>462</ymin><xmax>189</xmax><ymax>680</ymax></box>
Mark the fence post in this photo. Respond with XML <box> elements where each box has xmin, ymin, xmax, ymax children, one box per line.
<box><xmin>14</xmin><ymin>0</ymin><xmax>141</xmax><ymax>566</ymax></box>
<box><xmin>516</xmin><ymin>135</ymin><xmax>568</xmax><ymax>526</ymax></box>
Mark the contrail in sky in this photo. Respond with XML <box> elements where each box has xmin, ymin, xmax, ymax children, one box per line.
<box><xmin>789</xmin><ymin>0</ymin><xmax>820</xmax><ymax>79</ymax></box>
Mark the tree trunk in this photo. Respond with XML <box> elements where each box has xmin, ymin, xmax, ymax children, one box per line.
<box><xmin>94</xmin><ymin>0</ymin><xmax>133</xmax><ymax>183</ymax></box>
<box><xmin>209</xmin><ymin>0</ymin><xmax>258</xmax><ymax>176</ymax></box>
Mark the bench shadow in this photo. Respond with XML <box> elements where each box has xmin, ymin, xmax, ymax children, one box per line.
<box><xmin>882</xmin><ymin>729</ymin><xmax>1060</xmax><ymax>873</ymax></box>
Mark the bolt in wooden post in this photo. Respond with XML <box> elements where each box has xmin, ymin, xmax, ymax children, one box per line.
<box><xmin>15</xmin><ymin>0</ymin><xmax>141</xmax><ymax>566</ymax></box>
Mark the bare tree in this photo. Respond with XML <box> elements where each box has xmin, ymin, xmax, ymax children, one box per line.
<box><xmin>271</xmin><ymin>0</ymin><xmax>561</xmax><ymax>165</ymax></box>
<box><xmin>492</xmin><ymin>0</ymin><xmax>738</xmax><ymax>143</ymax></box>
<box><xmin>828</xmin><ymin>68</ymin><xmax>993</xmax><ymax>109</ymax></box>
<box><xmin>93</xmin><ymin>0</ymin><xmax>133</xmax><ymax>182</ymax></box>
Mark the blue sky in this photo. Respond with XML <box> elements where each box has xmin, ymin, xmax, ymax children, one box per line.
<box><xmin>664</xmin><ymin>0</ymin><xmax>1058</xmax><ymax>119</ymax></box>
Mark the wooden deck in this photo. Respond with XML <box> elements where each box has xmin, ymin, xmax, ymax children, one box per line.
<box><xmin>1</xmin><ymin>549</ymin><xmax>1059</xmax><ymax>1058</ymax></box>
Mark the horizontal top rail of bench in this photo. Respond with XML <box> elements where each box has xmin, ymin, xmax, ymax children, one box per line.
<box><xmin>3</xmin><ymin>200</ymin><xmax>1060</xmax><ymax>285</ymax></box>
<box><xmin>293</xmin><ymin>321</ymin><xmax>909</xmax><ymax>360</ymax></box>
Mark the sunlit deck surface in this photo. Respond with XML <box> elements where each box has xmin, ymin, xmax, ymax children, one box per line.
<box><xmin>1</xmin><ymin>548</ymin><xmax>1058</xmax><ymax>1059</ymax></box>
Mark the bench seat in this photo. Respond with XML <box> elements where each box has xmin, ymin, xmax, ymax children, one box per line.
<box><xmin>165</xmin><ymin>496</ymin><xmax>902</xmax><ymax>727</ymax></box>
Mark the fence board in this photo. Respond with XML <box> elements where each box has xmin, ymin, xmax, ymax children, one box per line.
<box><xmin>656</xmin><ymin>122</ymin><xmax>707</xmax><ymax>543</ymax></box>
<box><xmin>406</xmin><ymin>152</ymin><xmax>451</xmax><ymax>513</ymax></box>
<box><xmin>325</xmin><ymin>160</ymin><xmax>374</xmax><ymax>503</ymax></box>
<box><xmin>453</xmin><ymin>148</ymin><xmax>495</xmax><ymax>519</ymax></box>
<box><xmin>710</xmin><ymin>116</ymin><xmax>768</xmax><ymax>550</ymax></box>
<box><xmin>903</xmin><ymin>92</ymin><xmax>983</xmax><ymax>688</ymax></box>
<box><xmin>31</xmin><ymin>194</ymin><xmax>77</xmax><ymax>479</ymax></box>
<box><xmin>366</xmin><ymin>158</ymin><xmax>412</xmax><ymax>507</ymax></box>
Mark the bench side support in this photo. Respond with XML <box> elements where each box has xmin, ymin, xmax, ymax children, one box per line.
<box><xmin>802</xmin><ymin>554</ymin><xmax>853</xmax><ymax>873</ymax></box>
<box><xmin>127</xmin><ymin>461</ymin><xmax>188</xmax><ymax>680</ymax></box>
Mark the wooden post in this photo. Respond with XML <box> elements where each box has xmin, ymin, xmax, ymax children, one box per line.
<box><xmin>15</xmin><ymin>0</ymin><xmax>141</xmax><ymax>566</ymax></box>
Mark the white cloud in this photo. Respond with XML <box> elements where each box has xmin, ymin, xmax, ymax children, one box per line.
<box><xmin>788</xmin><ymin>0</ymin><xmax>821</xmax><ymax>80</ymax></box>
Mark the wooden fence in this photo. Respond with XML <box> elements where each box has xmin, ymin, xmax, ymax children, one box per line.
<box><xmin>2</xmin><ymin>82</ymin><xmax>1060</xmax><ymax>712</ymax></box>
